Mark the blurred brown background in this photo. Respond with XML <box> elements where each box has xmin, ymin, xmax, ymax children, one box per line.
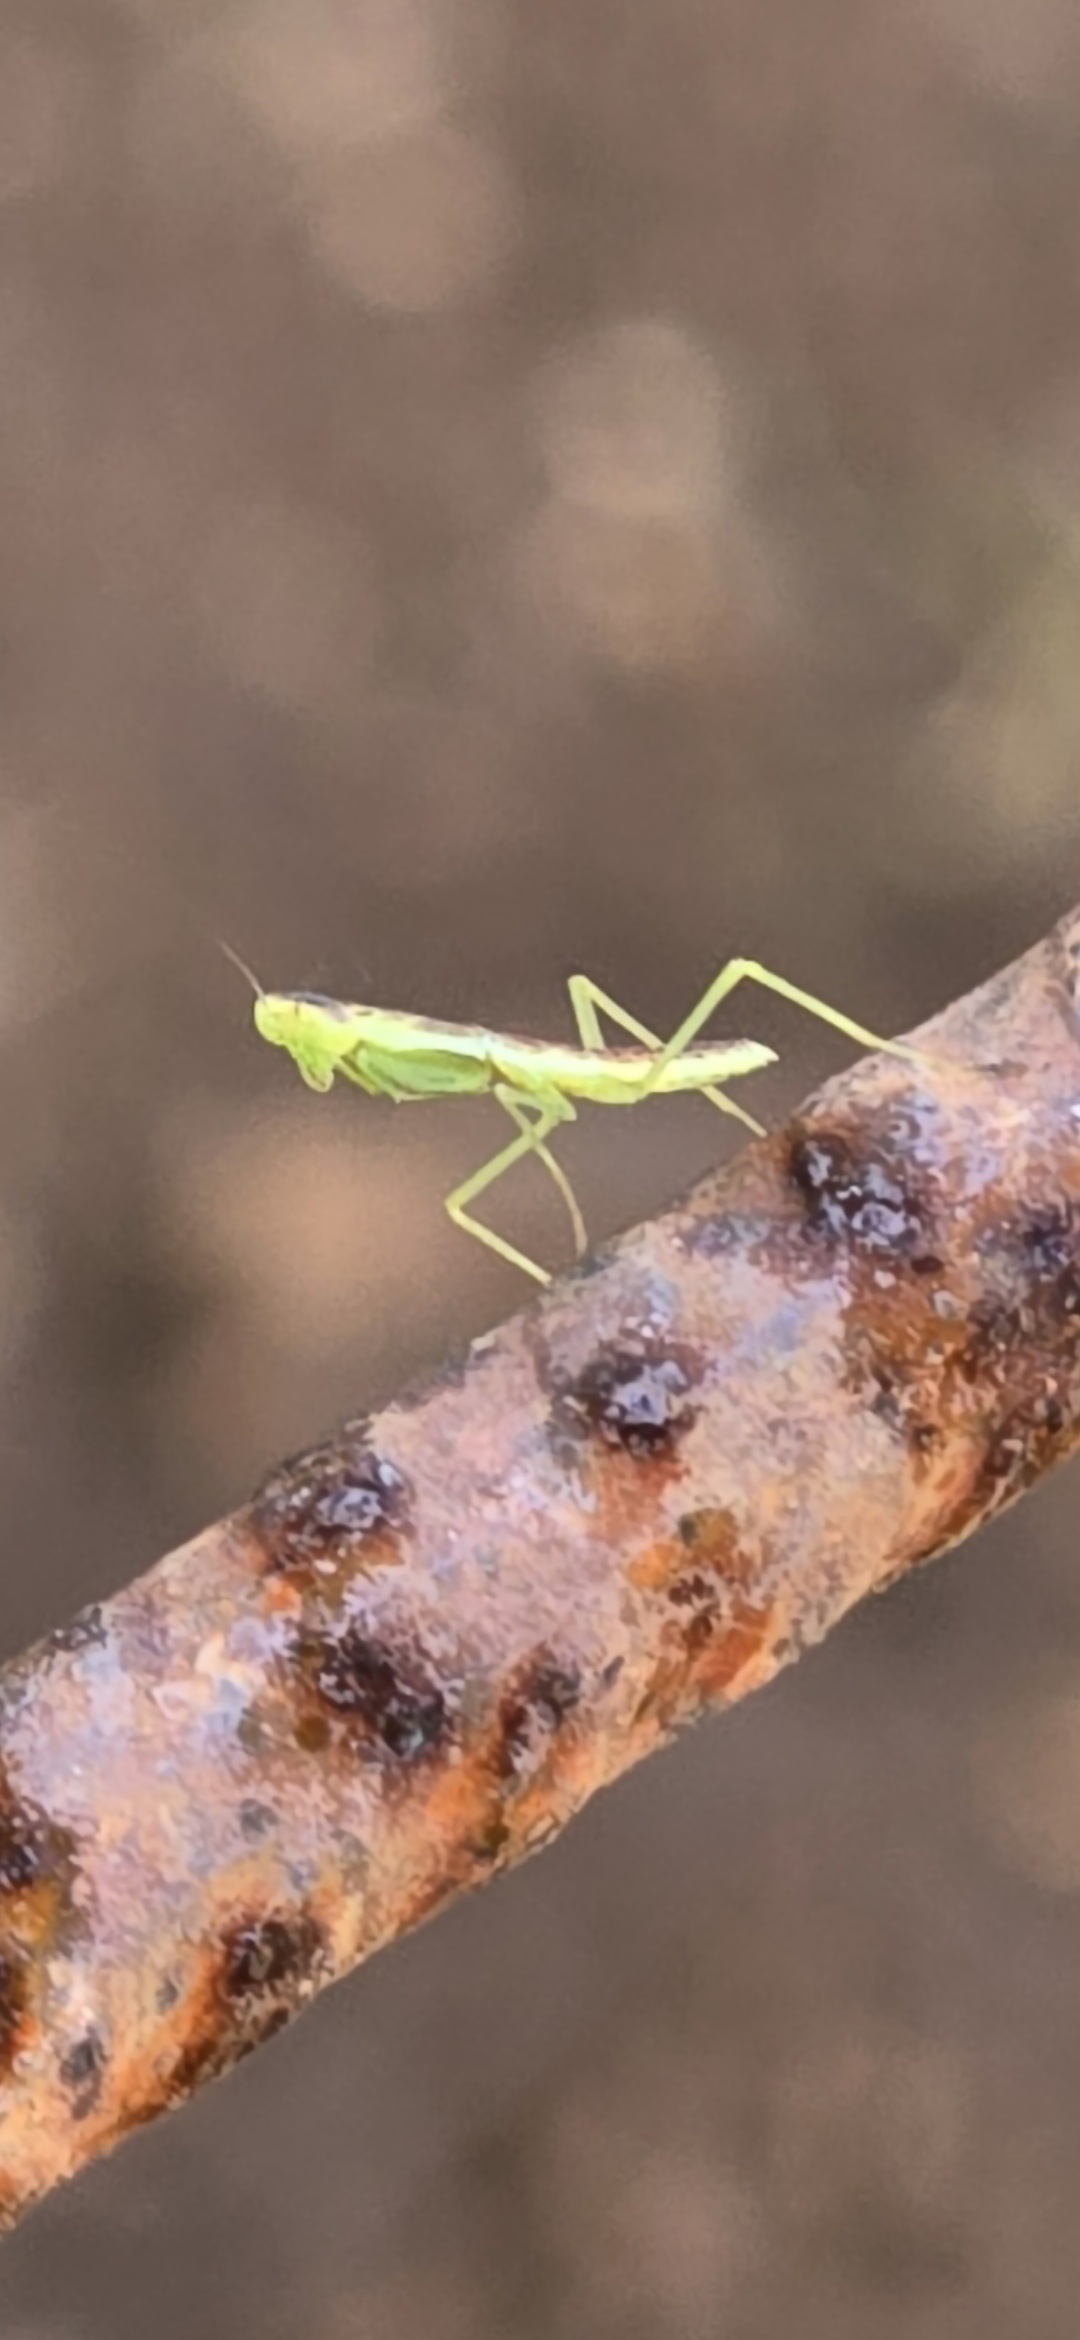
<box><xmin>3</xmin><ymin>0</ymin><xmax>1080</xmax><ymax>2332</ymax></box>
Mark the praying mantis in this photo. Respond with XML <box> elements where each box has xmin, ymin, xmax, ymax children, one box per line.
<box><xmin>237</xmin><ymin>950</ymin><xmax>922</xmax><ymax>1285</ymax></box>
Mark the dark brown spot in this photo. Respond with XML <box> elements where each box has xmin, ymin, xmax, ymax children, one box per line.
<box><xmin>238</xmin><ymin>1799</ymin><xmax>276</xmax><ymax>1840</ymax></box>
<box><xmin>230</xmin><ymin>2004</ymin><xmax>291</xmax><ymax>2062</ymax></box>
<box><xmin>668</xmin><ymin>1571</ymin><xmax>714</xmax><ymax>1609</ymax></box>
<box><xmin>640</xmin><ymin>1588</ymin><xmax>774</xmax><ymax>1726</ymax></box>
<box><xmin>131</xmin><ymin>1909</ymin><xmax>329</xmax><ymax>2130</ymax></box>
<box><xmin>252</xmin><ymin>1420</ymin><xmax>412</xmax><ymax>1576</ymax></box>
<box><xmin>213</xmin><ymin>1907</ymin><xmax>327</xmax><ymax>2072</ymax></box>
<box><xmin>787</xmin><ymin>1125</ymin><xmax>935</xmax><ymax>1261</ymax></box>
<box><xmin>470</xmin><ymin>1813</ymin><xmax>512</xmax><ymax>1865</ymax></box>
<box><xmin>836</xmin><ymin>1276</ymin><xmax>958</xmax><ymax>1467</ymax></box>
<box><xmin>960</xmin><ymin>1210</ymin><xmax>1080</xmax><ymax>1512</ymax></box>
<box><xmin>968</xmin><ymin>1206</ymin><xmax>1080</xmax><ymax>1366</ymax></box>
<box><xmin>496</xmin><ymin>1653</ymin><xmax>582</xmax><ymax>1781</ymax></box>
<box><xmin>682</xmin><ymin>1604</ymin><xmax>718</xmax><ymax>1652</ymax></box>
<box><xmin>862</xmin><ymin>1358</ymin><xmax>942</xmax><ymax>1458</ymax></box>
<box><xmin>296</xmin><ymin>1625</ymin><xmax>449</xmax><ymax>1760</ymax></box>
<box><xmin>60</xmin><ymin>2028</ymin><xmax>106</xmax><ymax>2118</ymax></box>
<box><xmin>1017</xmin><ymin>1205</ymin><xmax>1080</xmax><ymax>1311</ymax></box>
<box><xmin>691</xmin><ymin>1602</ymin><xmax>773</xmax><ymax>1695</ymax></box>
<box><xmin>0</xmin><ymin>1945</ymin><xmax>29</xmax><ymax>2078</ymax></box>
<box><xmin>0</xmin><ymin>1768</ymin><xmax>79</xmax><ymax>1924</ymax></box>
<box><xmin>294</xmin><ymin>1710</ymin><xmax>331</xmax><ymax>1754</ymax></box>
<box><xmin>0</xmin><ymin>1809</ymin><xmax>45</xmax><ymax>1896</ymax></box>
<box><xmin>677</xmin><ymin>1507</ymin><xmax>755</xmax><ymax>1587</ymax></box>
<box><xmin>881</xmin><ymin>1196</ymin><xmax>1080</xmax><ymax>1547</ymax></box>
<box><xmin>554</xmin><ymin>1340</ymin><xmax>701</xmax><ymax>1459</ymax></box>
<box><xmin>158</xmin><ymin>2028</ymin><xmax>233</xmax><ymax>2109</ymax></box>
<box><xmin>222</xmin><ymin>1912</ymin><xmax>325</xmax><ymax>1999</ymax></box>
<box><xmin>781</xmin><ymin>1121</ymin><xmax>956</xmax><ymax>1465</ymax></box>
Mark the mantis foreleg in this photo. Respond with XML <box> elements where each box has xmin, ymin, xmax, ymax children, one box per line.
<box><xmin>444</xmin><ymin>1085</ymin><xmax>581</xmax><ymax>1286</ymax></box>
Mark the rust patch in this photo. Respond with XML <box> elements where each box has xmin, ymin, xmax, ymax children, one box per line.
<box><xmin>45</xmin><ymin>1605</ymin><xmax>107</xmax><ymax>1660</ymax></box>
<box><xmin>650</xmin><ymin>1517</ymin><xmax>774</xmax><ymax>1709</ymax></box>
<box><xmin>59</xmin><ymin>2028</ymin><xmax>106</xmax><ymax>2119</ymax></box>
<box><xmin>238</xmin><ymin>1798</ymin><xmax>276</xmax><ymax>1840</ymax></box>
<box><xmin>0</xmin><ymin>1766</ymin><xmax>80</xmax><ymax>1944</ymax></box>
<box><xmin>630</xmin><ymin>1511</ymin><xmax>756</xmax><ymax>1596</ymax></box>
<box><xmin>496</xmin><ymin>1652</ymin><xmax>582</xmax><ymax>1782</ymax></box>
<box><xmin>686</xmin><ymin>1599</ymin><xmax>774</xmax><ymax>1700</ymax></box>
<box><xmin>222</xmin><ymin>1911</ymin><xmax>325</xmax><ymax>2000</ymax></box>
<box><xmin>553</xmin><ymin>1337</ymin><xmax>702</xmax><ymax>1460</ymax></box>
<box><xmin>668</xmin><ymin>1571</ymin><xmax>716</xmax><ymax>1613</ymax></box>
<box><xmin>159</xmin><ymin>2012</ymin><xmax>278</xmax><ymax>2109</ymax></box>
<box><xmin>127</xmin><ymin>1908</ymin><xmax>329</xmax><ymax>2132</ymax></box>
<box><xmin>777</xmin><ymin>1109</ymin><xmax>980</xmax><ymax>1469</ymax></box>
<box><xmin>469</xmin><ymin>1812</ymin><xmax>512</xmax><ymax>1866</ymax></box>
<box><xmin>251</xmin><ymin>1420</ymin><xmax>412</xmax><ymax>1582</ymax></box>
<box><xmin>628</xmin><ymin>1538</ymin><xmax>684</xmax><ymax>1593</ymax></box>
<box><xmin>786</xmin><ymin>1116</ymin><xmax>939</xmax><ymax>1264</ymax></box>
<box><xmin>293</xmin><ymin>1624</ymin><xmax>450</xmax><ymax>1761</ymax></box>
<box><xmin>637</xmin><ymin>1589</ymin><xmax>774</xmax><ymax>1733</ymax></box>
<box><xmin>951</xmin><ymin>1199</ymin><xmax>1080</xmax><ymax>1521</ymax></box>
<box><xmin>834</xmin><ymin>1186</ymin><xmax>1080</xmax><ymax>1544</ymax></box>
<box><xmin>0</xmin><ymin>1804</ymin><xmax>49</xmax><ymax>1898</ymax></box>
<box><xmin>0</xmin><ymin>1944</ymin><xmax>29</xmax><ymax>2079</ymax></box>
<box><xmin>677</xmin><ymin>1506</ymin><xmax>756</xmax><ymax>1589</ymax></box>
<box><xmin>974</xmin><ymin>1203</ymin><xmax>1080</xmax><ymax>1341</ymax></box>
<box><xmin>840</xmin><ymin>1286</ymin><xmax>952</xmax><ymax>1465</ymax></box>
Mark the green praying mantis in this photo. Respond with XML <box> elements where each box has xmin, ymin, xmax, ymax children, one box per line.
<box><xmin>234</xmin><ymin>947</ymin><xmax>923</xmax><ymax>1286</ymax></box>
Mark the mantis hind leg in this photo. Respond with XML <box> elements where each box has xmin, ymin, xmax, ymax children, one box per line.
<box><xmin>637</xmin><ymin>957</ymin><xmax>921</xmax><ymax>1100</ymax></box>
<box><xmin>444</xmin><ymin>1085</ymin><xmax>582</xmax><ymax>1287</ymax></box>
<box><xmin>567</xmin><ymin>973</ymin><xmax>766</xmax><ymax>1136</ymax></box>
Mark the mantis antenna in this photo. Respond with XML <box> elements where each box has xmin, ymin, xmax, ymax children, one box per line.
<box><xmin>219</xmin><ymin>941</ymin><xmax>266</xmax><ymax>999</ymax></box>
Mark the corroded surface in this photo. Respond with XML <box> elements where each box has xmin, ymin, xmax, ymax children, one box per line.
<box><xmin>3</xmin><ymin>907</ymin><xmax>1080</xmax><ymax>2230</ymax></box>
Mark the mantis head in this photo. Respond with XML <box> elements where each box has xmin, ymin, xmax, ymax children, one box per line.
<box><xmin>221</xmin><ymin>947</ymin><xmax>356</xmax><ymax>1092</ymax></box>
<box><xmin>253</xmin><ymin>992</ymin><xmax>355</xmax><ymax>1093</ymax></box>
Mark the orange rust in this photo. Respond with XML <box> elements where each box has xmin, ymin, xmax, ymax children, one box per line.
<box><xmin>0</xmin><ymin>1952</ymin><xmax>32</xmax><ymax>2088</ymax></box>
<box><xmin>0</xmin><ymin>2169</ymin><xmax>20</xmax><ymax>2234</ymax></box>
<box><xmin>262</xmin><ymin>1574</ymin><xmax>304</xmax><ymax>1620</ymax></box>
<box><xmin>4</xmin><ymin>907</ymin><xmax>1080</xmax><ymax>2231</ymax></box>
<box><xmin>675</xmin><ymin>1506</ymin><xmax>758</xmax><ymax>1589</ymax></box>
<box><xmin>628</xmin><ymin>1537</ymin><xmax>685</xmax><ymax>1592</ymax></box>
<box><xmin>683</xmin><ymin>1597</ymin><xmax>777</xmax><ymax>1701</ymax></box>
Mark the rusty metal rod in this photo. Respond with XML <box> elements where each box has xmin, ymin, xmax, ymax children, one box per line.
<box><xmin>2</xmin><ymin>906</ymin><xmax>1080</xmax><ymax>2231</ymax></box>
